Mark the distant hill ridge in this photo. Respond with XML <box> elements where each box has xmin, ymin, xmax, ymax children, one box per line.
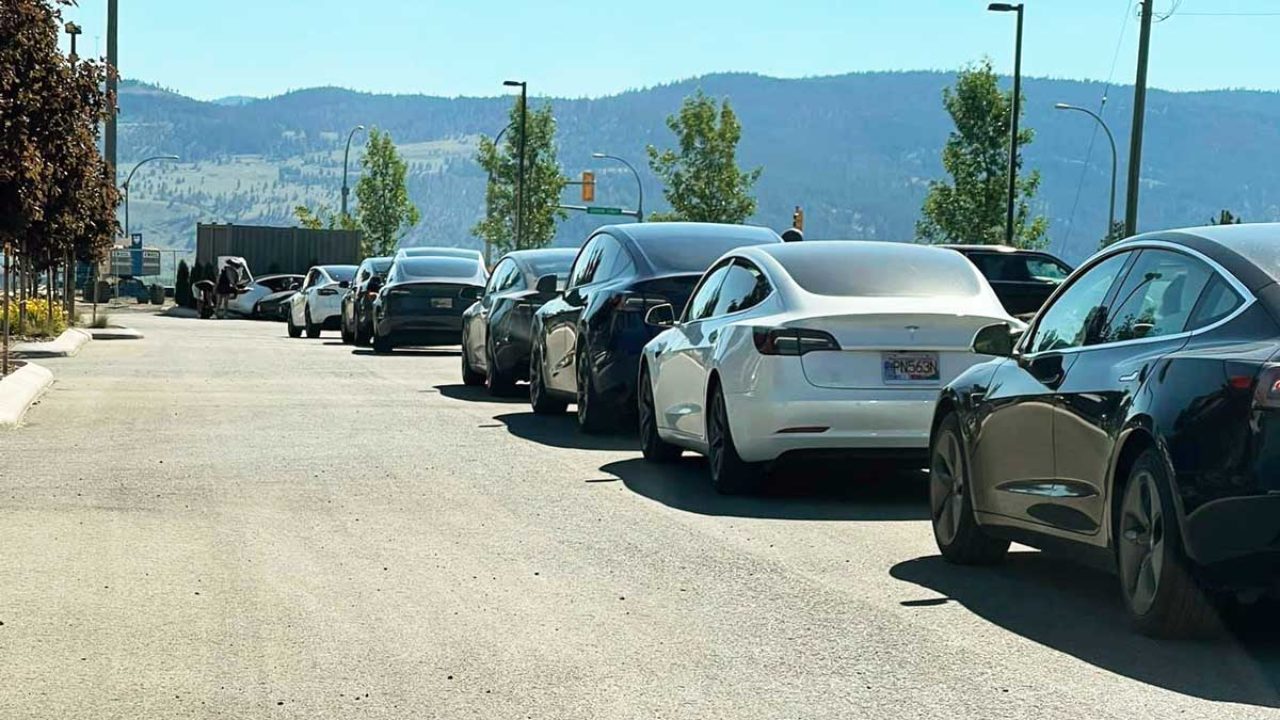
<box><xmin>115</xmin><ymin>71</ymin><xmax>1280</xmax><ymax>264</ymax></box>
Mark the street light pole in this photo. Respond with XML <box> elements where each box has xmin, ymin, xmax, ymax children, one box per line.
<box><xmin>122</xmin><ymin>155</ymin><xmax>180</xmax><ymax>239</ymax></box>
<box><xmin>484</xmin><ymin>122</ymin><xmax>515</xmax><ymax>266</ymax></box>
<box><xmin>592</xmin><ymin>152</ymin><xmax>644</xmax><ymax>222</ymax></box>
<box><xmin>341</xmin><ymin>124</ymin><xmax>366</xmax><ymax>220</ymax></box>
<box><xmin>989</xmin><ymin>3</ymin><xmax>1024</xmax><ymax>247</ymax></box>
<box><xmin>1125</xmin><ymin>0</ymin><xmax>1155</xmax><ymax>237</ymax></box>
<box><xmin>1055</xmin><ymin>103</ymin><xmax>1117</xmax><ymax>244</ymax></box>
<box><xmin>504</xmin><ymin>81</ymin><xmax>528</xmax><ymax>250</ymax></box>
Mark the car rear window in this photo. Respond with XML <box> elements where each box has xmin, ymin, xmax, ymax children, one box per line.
<box><xmin>322</xmin><ymin>266</ymin><xmax>356</xmax><ymax>282</ymax></box>
<box><xmin>775</xmin><ymin>243</ymin><xmax>982</xmax><ymax>297</ymax></box>
<box><xmin>967</xmin><ymin>252</ymin><xmax>1069</xmax><ymax>283</ymax></box>
<box><xmin>399</xmin><ymin>257</ymin><xmax>480</xmax><ymax>279</ymax></box>
<box><xmin>371</xmin><ymin>259</ymin><xmax>393</xmax><ymax>273</ymax></box>
<box><xmin>640</xmin><ymin>234</ymin><xmax>780</xmax><ymax>274</ymax></box>
<box><xmin>526</xmin><ymin>254</ymin><xmax>575</xmax><ymax>278</ymax></box>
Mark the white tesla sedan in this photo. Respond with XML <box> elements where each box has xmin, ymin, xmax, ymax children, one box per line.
<box><xmin>286</xmin><ymin>264</ymin><xmax>358</xmax><ymax>338</ymax></box>
<box><xmin>637</xmin><ymin>241</ymin><xmax>1019</xmax><ymax>493</ymax></box>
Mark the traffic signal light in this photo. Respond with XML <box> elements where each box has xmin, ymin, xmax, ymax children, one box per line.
<box><xmin>582</xmin><ymin>171</ymin><xmax>595</xmax><ymax>203</ymax></box>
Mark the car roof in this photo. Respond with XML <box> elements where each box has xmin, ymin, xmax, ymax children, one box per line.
<box><xmin>747</xmin><ymin>239</ymin><xmax>977</xmax><ymax>265</ymax></box>
<box><xmin>938</xmin><ymin>244</ymin><xmax>1061</xmax><ymax>257</ymax></box>
<box><xmin>395</xmin><ymin>247</ymin><xmax>482</xmax><ymax>259</ymax></box>
<box><xmin>602</xmin><ymin>221</ymin><xmax>780</xmax><ymax>246</ymax></box>
<box><xmin>318</xmin><ymin>265</ymin><xmax>356</xmax><ymax>273</ymax></box>
<box><xmin>502</xmin><ymin>248</ymin><xmax>578</xmax><ymax>261</ymax></box>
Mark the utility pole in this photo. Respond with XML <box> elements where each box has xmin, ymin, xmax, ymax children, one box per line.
<box><xmin>504</xmin><ymin>81</ymin><xmax>528</xmax><ymax>250</ymax></box>
<box><xmin>105</xmin><ymin>0</ymin><xmax>118</xmax><ymax>185</ymax></box>
<box><xmin>988</xmin><ymin>3</ymin><xmax>1024</xmax><ymax>247</ymax></box>
<box><xmin>1124</xmin><ymin>0</ymin><xmax>1154</xmax><ymax>238</ymax></box>
<box><xmin>341</xmin><ymin>125</ymin><xmax>365</xmax><ymax>220</ymax></box>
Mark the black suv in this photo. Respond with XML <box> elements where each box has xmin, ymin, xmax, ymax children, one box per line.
<box><xmin>341</xmin><ymin>256</ymin><xmax>394</xmax><ymax>346</ymax></box>
<box><xmin>942</xmin><ymin>245</ymin><xmax>1073</xmax><ymax>319</ymax></box>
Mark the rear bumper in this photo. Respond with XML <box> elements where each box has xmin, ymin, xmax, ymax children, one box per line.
<box><xmin>378</xmin><ymin>313</ymin><xmax>463</xmax><ymax>346</ymax></box>
<box><xmin>1184</xmin><ymin>494</ymin><xmax>1280</xmax><ymax>587</ymax></box>
<box><xmin>727</xmin><ymin>387</ymin><xmax>937</xmax><ymax>463</ymax></box>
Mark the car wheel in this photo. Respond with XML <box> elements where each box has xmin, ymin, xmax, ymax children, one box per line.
<box><xmin>304</xmin><ymin>306</ymin><xmax>321</xmax><ymax>338</ymax></box>
<box><xmin>575</xmin><ymin>345</ymin><xmax>611</xmax><ymax>434</ymax></box>
<box><xmin>1117</xmin><ymin>448</ymin><xmax>1219</xmax><ymax>638</ymax></box>
<box><xmin>340</xmin><ymin>311</ymin><xmax>355</xmax><ymax>344</ymax></box>
<box><xmin>930</xmin><ymin>413</ymin><xmax>1010</xmax><ymax>565</ymax></box>
<box><xmin>706</xmin><ymin>383</ymin><xmax>763</xmax><ymax>494</ymax></box>
<box><xmin>286</xmin><ymin>309</ymin><xmax>302</xmax><ymax>338</ymax></box>
<box><xmin>461</xmin><ymin>330</ymin><xmax>484</xmax><ymax>386</ymax></box>
<box><xmin>638</xmin><ymin>365</ymin><xmax>681</xmax><ymax>463</ymax></box>
<box><xmin>355</xmin><ymin>316</ymin><xmax>371</xmax><ymax>346</ymax></box>
<box><xmin>372</xmin><ymin>332</ymin><xmax>394</xmax><ymax>354</ymax></box>
<box><xmin>529</xmin><ymin>341</ymin><xmax>567</xmax><ymax>415</ymax></box>
<box><xmin>485</xmin><ymin>340</ymin><xmax>517</xmax><ymax>397</ymax></box>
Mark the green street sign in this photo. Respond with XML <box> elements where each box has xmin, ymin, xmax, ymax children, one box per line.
<box><xmin>586</xmin><ymin>206</ymin><xmax>624</xmax><ymax>216</ymax></box>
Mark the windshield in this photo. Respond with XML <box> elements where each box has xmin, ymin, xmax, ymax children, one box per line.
<box><xmin>774</xmin><ymin>243</ymin><xmax>982</xmax><ymax>297</ymax></box>
<box><xmin>398</xmin><ymin>247</ymin><xmax>477</xmax><ymax>259</ymax></box>
<box><xmin>396</xmin><ymin>257</ymin><xmax>480</xmax><ymax>279</ymax></box>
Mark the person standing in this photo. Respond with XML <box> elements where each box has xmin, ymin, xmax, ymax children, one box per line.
<box><xmin>215</xmin><ymin>260</ymin><xmax>239</xmax><ymax>319</ymax></box>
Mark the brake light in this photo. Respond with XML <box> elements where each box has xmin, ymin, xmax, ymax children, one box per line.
<box><xmin>752</xmin><ymin>327</ymin><xmax>840</xmax><ymax>356</ymax></box>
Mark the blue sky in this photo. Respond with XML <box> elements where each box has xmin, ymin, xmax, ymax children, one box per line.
<box><xmin>59</xmin><ymin>0</ymin><xmax>1280</xmax><ymax>100</ymax></box>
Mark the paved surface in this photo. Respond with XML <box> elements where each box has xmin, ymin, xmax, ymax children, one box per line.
<box><xmin>3</xmin><ymin>308</ymin><xmax>1280</xmax><ymax>719</ymax></box>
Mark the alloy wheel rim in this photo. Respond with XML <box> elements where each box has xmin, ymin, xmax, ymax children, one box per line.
<box><xmin>708</xmin><ymin>392</ymin><xmax>725</xmax><ymax>479</ymax></box>
<box><xmin>1119</xmin><ymin>470</ymin><xmax>1165</xmax><ymax>615</ymax></box>
<box><xmin>640</xmin><ymin>374</ymin><xmax>655</xmax><ymax>443</ymax></box>
<box><xmin>930</xmin><ymin>430</ymin><xmax>965</xmax><ymax>546</ymax></box>
<box><xmin>531</xmin><ymin>346</ymin><xmax>543</xmax><ymax>402</ymax></box>
<box><xmin>576</xmin><ymin>353</ymin><xmax>589</xmax><ymax>423</ymax></box>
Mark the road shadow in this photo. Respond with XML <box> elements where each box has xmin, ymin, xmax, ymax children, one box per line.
<box><xmin>603</xmin><ymin>456</ymin><xmax>930</xmax><ymax>521</ymax></box>
<box><xmin>436</xmin><ymin>383</ymin><xmax>527</xmax><ymax>405</ymax></box>
<box><xmin>495</xmin><ymin>411</ymin><xmax>637</xmax><ymax>451</ymax></box>
<box><xmin>349</xmin><ymin>348</ymin><xmax>460</xmax><ymax>358</ymax></box>
<box><xmin>891</xmin><ymin>553</ymin><xmax>1280</xmax><ymax>707</ymax></box>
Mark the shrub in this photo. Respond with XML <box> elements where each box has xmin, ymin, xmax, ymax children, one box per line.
<box><xmin>175</xmin><ymin>260</ymin><xmax>193</xmax><ymax>308</ymax></box>
<box><xmin>90</xmin><ymin>312</ymin><xmax>111</xmax><ymax>329</ymax></box>
<box><xmin>3</xmin><ymin>297</ymin><xmax>68</xmax><ymax>338</ymax></box>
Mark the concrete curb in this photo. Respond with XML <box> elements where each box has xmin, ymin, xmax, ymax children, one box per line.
<box><xmin>0</xmin><ymin>362</ymin><xmax>53</xmax><ymax>427</ymax></box>
<box><xmin>161</xmin><ymin>307</ymin><xmax>198</xmax><ymax>319</ymax></box>
<box><xmin>12</xmin><ymin>328</ymin><xmax>92</xmax><ymax>358</ymax></box>
<box><xmin>89</xmin><ymin>326</ymin><xmax>144</xmax><ymax>340</ymax></box>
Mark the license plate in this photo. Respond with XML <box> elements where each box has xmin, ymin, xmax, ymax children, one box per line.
<box><xmin>430</xmin><ymin>297</ymin><xmax>453</xmax><ymax>309</ymax></box>
<box><xmin>882</xmin><ymin>352</ymin><xmax>939</xmax><ymax>383</ymax></box>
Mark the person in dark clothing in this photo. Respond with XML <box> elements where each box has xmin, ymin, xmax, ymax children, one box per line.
<box><xmin>215</xmin><ymin>260</ymin><xmax>242</xmax><ymax>319</ymax></box>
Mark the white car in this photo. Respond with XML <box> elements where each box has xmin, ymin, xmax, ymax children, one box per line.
<box><xmin>228</xmin><ymin>273</ymin><xmax>304</xmax><ymax>318</ymax></box>
<box><xmin>287</xmin><ymin>264</ymin><xmax>358</xmax><ymax>338</ymax></box>
<box><xmin>637</xmin><ymin>241</ymin><xmax>1020</xmax><ymax>493</ymax></box>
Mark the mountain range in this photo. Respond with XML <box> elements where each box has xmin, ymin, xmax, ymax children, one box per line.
<box><xmin>115</xmin><ymin>71</ymin><xmax>1280</xmax><ymax>266</ymax></box>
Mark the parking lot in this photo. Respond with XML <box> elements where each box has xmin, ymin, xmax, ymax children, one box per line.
<box><xmin>3</xmin><ymin>309</ymin><xmax>1280</xmax><ymax>719</ymax></box>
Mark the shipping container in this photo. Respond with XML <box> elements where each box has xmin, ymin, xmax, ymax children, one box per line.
<box><xmin>195</xmin><ymin>224</ymin><xmax>362</xmax><ymax>276</ymax></box>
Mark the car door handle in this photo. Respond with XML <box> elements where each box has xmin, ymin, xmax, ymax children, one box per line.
<box><xmin>709</xmin><ymin>330</ymin><xmax>719</xmax><ymax>343</ymax></box>
<box><xmin>1118</xmin><ymin>370</ymin><xmax>1139</xmax><ymax>382</ymax></box>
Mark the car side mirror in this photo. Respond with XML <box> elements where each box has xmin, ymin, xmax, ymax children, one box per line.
<box><xmin>461</xmin><ymin>286</ymin><xmax>482</xmax><ymax>301</ymax></box>
<box><xmin>972</xmin><ymin>322</ymin><xmax>1021</xmax><ymax>357</ymax></box>
<box><xmin>535</xmin><ymin>274</ymin><xmax>559</xmax><ymax>295</ymax></box>
<box><xmin>339</xmin><ymin>280</ymin><xmax>351</xmax><ymax>289</ymax></box>
<box><xmin>645</xmin><ymin>303</ymin><xmax>676</xmax><ymax>328</ymax></box>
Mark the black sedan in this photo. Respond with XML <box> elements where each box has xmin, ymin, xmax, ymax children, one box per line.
<box><xmin>530</xmin><ymin>222</ymin><xmax>783</xmax><ymax>433</ymax></box>
<box><xmin>341</xmin><ymin>255</ymin><xmax>394</xmax><ymax>346</ymax></box>
<box><xmin>930</xmin><ymin>223</ymin><xmax>1280</xmax><ymax>637</ymax></box>
<box><xmin>942</xmin><ymin>245</ymin><xmax>1073</xmax><ymax>319</ymax></box>
<box><xmin>460</xmin><ymin>248</ymin><xmax>577</xmax><ymax>395</ymax></box>
<box><xmin>369</xmin><ymin>254</ymin><xmax>485</xmax><ymax>354</ymax></box>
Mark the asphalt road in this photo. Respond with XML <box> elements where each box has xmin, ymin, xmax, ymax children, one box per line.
<box><xmin>3</xmin><ymin>307</ymin><xmax>1280</xmax><ymax>719</ymax></box>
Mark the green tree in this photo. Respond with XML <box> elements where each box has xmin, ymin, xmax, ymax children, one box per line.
<box><xmin>917</xmin><ymin>59</ymin><xmax>1048</xmax><ymax>249</ymax></box>
<box><xmin>293</xmin><ymin>204</ymin><xmax>358</xmax><ymax>231</ymax></box>
<box><xmin>175</xmin><ymin>260</ymin><xmax>192</xmax><ymax>307</ymax></box>
<box><xmin>646</xmin><ymin>90</ymin><xmax>761</xmax><ymax>223</ymax></box>
<box><xmin>1211</xmin><ymin>209</ymin><xmax>1242</xmax><ymax>225</ymax></box>
<box><xmin>354</xmin><ymin>128</ymin><xmax>420</xmax><ymax>256</ymax></box>
<box><xmin>473</xmin><ymin>99</ymin><xmax>568</xmax><ymax>255</ymax></box>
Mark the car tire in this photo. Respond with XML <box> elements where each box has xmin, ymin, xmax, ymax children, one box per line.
<box><xmin>529</xmin><ymin>341</ymin><xmax>567</xmax><ymax>415</ymax></box>
<box><xmin>929</xmin><ymin>413</ymin><xmax>1010</xmax><ymax>565</ymax></box>
<box><xmin>1117</xmin><ymin>448</ymin><xmax>1219</xmax><ymax>638</ymax></box>
<box><xmin>286</xmin><ymin>310</ymin><xmax>302</xmax><ymax>338</ymax></box>
<box><xmin>485</xmin><ymin>340</ymin><xmax>517</xmax><ymax>397</ymax></box>
<box><xmin>575</xmin><ymin>344</ymin><xmax>611</xmax><ymax>434</ymax></box>
<box><xmin>354</xmin><ymin>316</ymin><xmax>371</xmax><ymax>347</ymax></box>
<box><xmin>461</xmin><ymin>331</ymin><xmax>484</xmax><ymax>386</ymax></box>
<box><xmin>638</xmin><ymin>365</ymin><xmax>681</xmax><ymax>463</ymax></box>
<box><xmin>340</xmin><ymin>311</ymin><xmax>355</xmax><ymax>344</ymax></box>
<box><xmin>304</xmin><ymin>306</ymin><xmax>321</xmax><ymax>339</ymax></box>
<box><xmin>373</xmin><ymin>332</ymin><xmax>394</xmax><ymax>354</ymax></box>
<box><xmin>706</xmin><ymin>382</ymin><xmax>764</xmax><ymax>494</ymax></box>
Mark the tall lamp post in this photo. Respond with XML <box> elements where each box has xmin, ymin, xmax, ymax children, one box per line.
<box><xmin>1055</xmin><ymin>103</ymin><xmax>1117</xmax><ymax>244</ymax></box>
<box><xmin>503</xmin><ymin>80</ymin><xmax>528</xmax><ymax>249</ymax></box>
<box><xmin>122</xmin><ymin>155</ymin><xmax>179</xmax><ymax>240</ymax></box>
<box><xmin>341</xmin><ymin>124</ymin><xmax>366</xmax><ymax>220</ymax></box>
<box><xmin>988</xmin><ymin>2</ymin><xmax>1024</xmax><ymax>247</ymax></box>
<box><xmin>484</xmin><ymin>122</ymin><xmax>516</xmax><ymax>266</ymax></box>
<box><xmin>591</xmin><ymin>152</ymin><xmax>644</xmax><ymax>222</ymax></box>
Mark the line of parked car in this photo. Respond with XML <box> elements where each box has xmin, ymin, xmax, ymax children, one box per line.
<box><xmin>265</xmin><ymin>220</ymin><xmax>1280</xmax><ymax>639</ymax></box>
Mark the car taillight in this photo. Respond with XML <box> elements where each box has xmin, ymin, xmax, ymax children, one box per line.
<box><xmin>1253</xmin><ymin>365</ymin><xmax>1280</xmax><ymax>408</ymax></box>
<box><xmin>752</xmin><ymin>327</ymin><xmax>841</xmax><ymax>356</ymax></box>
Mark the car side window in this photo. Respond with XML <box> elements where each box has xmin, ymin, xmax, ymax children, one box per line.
<box><xmin>569</xmin><ymin>237</ymin><xmax>603</xmax><ymax>288</ymax></box>
<box><xmin>1186</xmin><ymin>275</ymin><xmax>1244</xmax><ymax>331</ymax></box>
<box><xmin>1097</xmin><ymin>249</ymin><xmax>1214</xmax><ymax>344</ymax></box>
<box><xmin>593</xmin><ymin>236</ymin><xmax>636</xmax><ymax>283</ymax></box>
<box><xmin>1026</xmin><ymin>256</ymin><xmax>1070</xmax><ymax>283</ymax></box>
<box><xmin>1027</xmin><ymin>252</ymin><xmax>1131</xmax><ymax>354</ymax></box>
<box><xmin>485</xmin><ymin>260</ymin><xmax>513</xmax><ymax>297</ymax></box>
<box><xmin>714</xmin><ymin>259</ymin><xmax>772</xmax><ymax>316</ymax></box>
<box><xmin>498</xmin><ymin>263</ymin><xmax>524</xmax><ymax>292</ymax></box>
<box><xmin>684</xmin><ymin>261</ymin><xmax>732</xmax><ymax>323</ymax></box>
<box><xmin>301</xmin><ymin>270</ymin><xmax>318</xmax><ymax>290</ymax></box>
